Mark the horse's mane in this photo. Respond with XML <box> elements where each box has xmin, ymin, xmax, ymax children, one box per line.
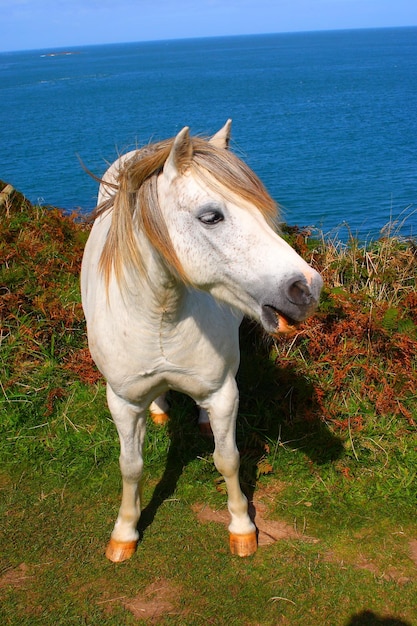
<box><xmin>93</xmin><ymin>135</ymin><xmax>279</xmax><ymax>288</ymax></box>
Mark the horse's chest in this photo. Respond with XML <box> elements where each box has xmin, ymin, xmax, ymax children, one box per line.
<box><xmin>113</xmin><ymin>320</ymin><xmax>238</xmax><ymax>403</ymax></box>
<box><xmin>93</xmin><ymin>293</ymin><xmax>240</xmax><ymax>403</ymax></box>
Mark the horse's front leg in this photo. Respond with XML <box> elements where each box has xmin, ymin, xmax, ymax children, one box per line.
<box><xmin>105</xmin><ymin>384</ymin><xmax>147</xmax><ymax>562</ymax></box>
<box><xmin>205</xmin><ymin>377</ymin><xmax>257</xmax><ymax>557</ymax></box>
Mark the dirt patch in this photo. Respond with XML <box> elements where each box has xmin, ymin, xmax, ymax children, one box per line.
<box><xmin>409</xmin><ymin>539</ymin><xmax>417</xmax><ymax>567</ymax></box>
<box><xmin>324</xmin><ymin>541</ymin><xmax>417</xmax><ymax>586</ymax></box>
<box><xmin>356</xmin><ymin>558</ymin><xmax>412</xmax><ymax>585</ymax></box>
<box><xmin>192</xmin><ymin>499</ymin><xmax>318</xmax><ymax>547</ymax></box>
<box><xmin>0</xmin><ymin>563</ymin><xmax>31</xmax><ymax>590</ymax></box>
<box><xmin>123</xmin><ymin>579</ymin><xmax>183</xmax><ymax>622</ymax></box>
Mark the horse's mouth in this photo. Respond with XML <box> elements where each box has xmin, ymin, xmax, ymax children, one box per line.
<box><xmin>261</xmin><ymin>305</ymin><xmax>300</xmax><ymax>336</ymax></box>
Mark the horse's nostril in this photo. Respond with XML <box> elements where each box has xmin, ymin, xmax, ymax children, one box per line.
<box><xmin>287</xmin><ymin>279</ymin><xmax>312</xmax><ymax>306</ymax></box>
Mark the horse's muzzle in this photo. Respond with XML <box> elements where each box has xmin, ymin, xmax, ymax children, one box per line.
<box><xmin>260</xmin><ymin>273</ymin><xmax>323</xmax><ymax>335</ymax></box>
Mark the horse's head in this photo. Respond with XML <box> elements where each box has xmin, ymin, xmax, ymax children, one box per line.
<box><xmin>156</xmin><ymin>123</ymin><xmax>323</xmax><ymax>334</ymax></box>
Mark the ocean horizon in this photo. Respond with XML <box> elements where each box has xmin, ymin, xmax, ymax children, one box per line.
<box><xmin>1</xmin><ymin>27</ymin><xmax>416</xmax><ymax>241</ymax></box>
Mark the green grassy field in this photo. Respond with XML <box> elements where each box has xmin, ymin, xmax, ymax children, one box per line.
<box><xmin>1</xmin><ymin>181</ymin><xmax>416</xmax><ymax>625</ymax></box>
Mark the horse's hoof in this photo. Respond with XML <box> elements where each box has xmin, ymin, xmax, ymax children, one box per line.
<box><xmin>105</xmin><ymin>538</ymin><xmax>138</xmax><ymax>562</ymax></box>
<box><xmin>150</xmin><ymin>411</ymin><xmax>169</xmax><ymax>425</ymax></box>
<box><xmin>198</xmin><ymin>421</ymin><xmax>213</xmax><ymax>437</ymax></box>
<box><xmin>229</xmin><ymin>531</ymin><xmax>258</xmax><ymax>557</ymax></box>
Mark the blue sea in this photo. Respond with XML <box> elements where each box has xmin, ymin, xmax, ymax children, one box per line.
<box><xmin>1</xmin><ymin>27</ymin><xmax>416</xmax><ymax>241</ymax></box>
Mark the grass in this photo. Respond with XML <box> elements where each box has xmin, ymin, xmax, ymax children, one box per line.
<box><xmin>1</xmin><ymin>180</ymin><xmax>416</xmax><ymax>625</ymax></box>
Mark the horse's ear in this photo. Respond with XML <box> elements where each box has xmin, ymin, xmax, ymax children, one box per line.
<box><xmin>209</xmin><ymin>119</ymin><xmax>232</xmax><ymax>149</ymax></box>
<box><xmin>163</xmin><ymin>126</ymin><xmax>193</xmax><ymax>182</ymax></box>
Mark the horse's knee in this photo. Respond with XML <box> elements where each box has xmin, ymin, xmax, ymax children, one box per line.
<box><xmin>119</xmin><ymin>456</ymin><xmax>143</xmax><ymax>482</ymax></box>
<box><xmin>213</xmin><ymin>447</ymin><xmax>240</xmax><ymax>478</ymax></box>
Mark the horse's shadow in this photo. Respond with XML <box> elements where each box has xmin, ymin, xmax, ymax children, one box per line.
<box><xmin>138</xmin><ymin>319</ymin><xmax>344</xmax><ymax>539</ymax></box>
<box><xmin>345</xmin><ymin>611</ymin><xmax>412</xmax><ymax>626</ymax></box>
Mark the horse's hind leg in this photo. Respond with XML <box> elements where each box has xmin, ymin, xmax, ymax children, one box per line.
<box><xmin>204</xmin><ymin>377</ymin><xmax>257</xmax><ymax>557</ymax></box>
<box><xmin>105</xmin><ymin>384</ymin><xmax>147</xmax><ymax>562</ymax></box>
<box><xmin>150</xmin><ymin>394</ymin><xmax>170</xmax><ymax>425</ymax></box>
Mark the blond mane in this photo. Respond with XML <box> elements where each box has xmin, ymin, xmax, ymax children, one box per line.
<box><xmin>94</xmin><ymin>136</ymin><xmax>279</xmax><ymax>288</ymax></box>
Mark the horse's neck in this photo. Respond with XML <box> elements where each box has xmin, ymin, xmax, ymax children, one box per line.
<box><xmin>124</xmin><ymin>232</ymin><xmax>187</xmax><ymax>321</ymax></box>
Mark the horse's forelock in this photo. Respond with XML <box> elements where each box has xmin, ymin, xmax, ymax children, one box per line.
<box><xmin>98</xmin><ymin>136</ymin><xmax>279</xmax><ymax>289</ymax></box>
<box><xmin>191</xmin><ymin>143</ymin><xmax>279</xmax><ymax>227</ymax></box>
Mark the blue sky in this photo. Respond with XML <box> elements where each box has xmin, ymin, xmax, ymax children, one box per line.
<box><xmin>1</xmin><ymin>0</ymin><xmax>416</xmax><ymax>52</ymax></box>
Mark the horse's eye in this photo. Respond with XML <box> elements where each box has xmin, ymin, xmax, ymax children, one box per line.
<box><xmin>198</xmin><ymin>210</ymin><xmax>224</xmax><ymax>226</ymax></box>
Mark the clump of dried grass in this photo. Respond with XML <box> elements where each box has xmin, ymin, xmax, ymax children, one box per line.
<box><xmin>318</xmin><ymin>230</ymin><xmax>416</xmax><ymax>306</ymax></box>
<box><xmin>274</xmin><ymin>221</ymin><xmax>417</xmax><ymax>430</ymax></box>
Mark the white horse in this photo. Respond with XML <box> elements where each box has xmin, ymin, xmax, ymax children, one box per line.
<box><xmin>81</xmin><ymin>121</ymin><xmax>322</xmax><ymax>562</ymax></box>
